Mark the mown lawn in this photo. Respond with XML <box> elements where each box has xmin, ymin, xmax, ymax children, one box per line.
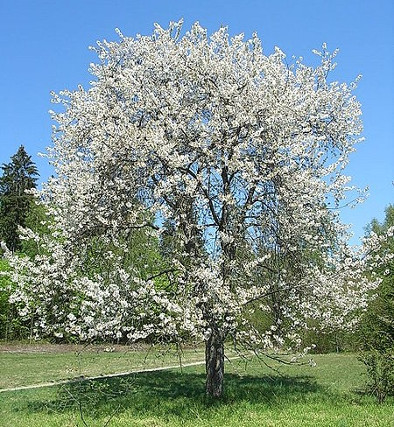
<box><xmin>0</xmin><ymin>343</ymin><xmax>208</xmax><ymax>389</ymax></box>
<box><xmin>0</xmin><ymin>348</ymin><xmax>393</xmax><ymax>426</ymax></box>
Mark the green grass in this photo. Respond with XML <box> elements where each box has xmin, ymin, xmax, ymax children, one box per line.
<box><xmin>0</xmin><ymin>344</ymin><xmax>208</xmax><ymax>389</ymax></box>
<box><xmin>0</xmin><ymin>350</ymin><xmax>393</xmax><ymax>426</ymax></box>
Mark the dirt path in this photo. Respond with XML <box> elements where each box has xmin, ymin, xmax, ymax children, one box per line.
<box><xmin>0</xmin><ymin>342</ymin><xmax>147</xmax><ymax>354</ymax></box>
<box><xmin>0</xmin><ymin>356</ymin><xmax>240</xmax><ymax>393</ymax></box>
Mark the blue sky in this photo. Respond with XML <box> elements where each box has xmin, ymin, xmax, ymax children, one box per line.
<box><xmin>0</xmin><ymin>0</ymin><xmax>393</xmax><ymax>244</ymax></box>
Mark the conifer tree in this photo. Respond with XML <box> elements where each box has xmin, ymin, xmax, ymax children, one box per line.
<box><xmin>0</xmin><ymin>146</ymin><xmax>39</xmax><ymax>251</ymax></box>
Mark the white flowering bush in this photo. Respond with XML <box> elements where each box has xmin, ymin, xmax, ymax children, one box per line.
<box><xmin>3</xmin><ymin>21</ymin><xmax>385</xmax><ymax>397</ymax></box>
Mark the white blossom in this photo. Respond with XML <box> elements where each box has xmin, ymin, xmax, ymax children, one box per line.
<box><xmin>3</xmin><ymin>21</ymin><xmax>384</xmax><ymax>353</ymax></box>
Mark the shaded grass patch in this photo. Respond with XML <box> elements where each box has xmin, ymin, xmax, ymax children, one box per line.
<box><xmin>19</xmin><ymin>368</ymin><xmax>321</xmax><ymax>423</ymax></box>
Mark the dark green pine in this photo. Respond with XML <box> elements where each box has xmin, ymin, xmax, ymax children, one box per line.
<box><xmin>0</xmin><ymin>146</ymin><xmax>39</xmax><ymax>251</ymax></box>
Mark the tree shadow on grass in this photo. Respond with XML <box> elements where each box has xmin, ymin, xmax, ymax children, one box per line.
<box><xmin>22</xmin><ymin>369</ymin><xmax>323</xmax><ymax>422</ymax></box>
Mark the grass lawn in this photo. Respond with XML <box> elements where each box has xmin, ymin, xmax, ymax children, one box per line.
<box><xmin>0</xmin><ymin>347</ymin><xmax>393</xmax><ymax>426</ymax></box>
<box><xmin>0</xmin><ymin>343</ymin><xmax>208</xmax><ymax>389</ymax></box>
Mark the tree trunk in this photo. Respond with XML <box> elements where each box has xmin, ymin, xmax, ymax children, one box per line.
<box><xmin>205</xmin><ymin>330</ymin><xmax>225</xmax><ymax>398</ymax></box>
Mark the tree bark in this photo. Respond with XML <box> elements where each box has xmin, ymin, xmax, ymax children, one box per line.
<box><xmin>205</xmin><ymin>329</ymin><xmax>225</xmax><ymax>398</ymax></box>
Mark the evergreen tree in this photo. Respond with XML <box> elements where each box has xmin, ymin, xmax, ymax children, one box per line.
<box><xmin>0</xmin><ymin>145</ymin><xmax>39</xmax><ymax>251</ymax></box>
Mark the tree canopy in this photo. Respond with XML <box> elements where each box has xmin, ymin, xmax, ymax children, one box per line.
<box><xmin>4</xmin><ymin>21</ymin><xmax>386</xmax><ymax>397</ymax></box>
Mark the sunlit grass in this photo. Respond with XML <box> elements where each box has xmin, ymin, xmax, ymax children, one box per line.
<box><xmin>0</xmin><ymin>343</ymin><xmax>208</xmax><ymax>389</ymax></box>
<box><xmin>0</xmin><ymin>350</ymin><xmax>393</xmax><ymax>426</ymax></box>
